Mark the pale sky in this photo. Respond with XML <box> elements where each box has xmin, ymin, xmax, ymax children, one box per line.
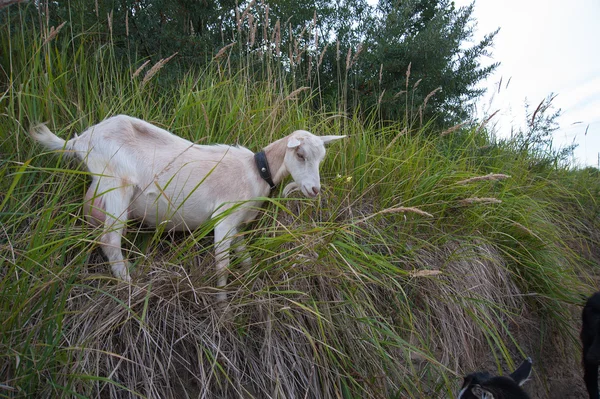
<box><xmin>455</xmin><ymin>0</ymin><xmax>600</xmax><ymax>167</ymax></box>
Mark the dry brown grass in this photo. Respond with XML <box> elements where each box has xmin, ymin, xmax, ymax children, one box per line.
<box><xmin>59</xmin><ymin>261</ymin><xmax>414</xmax><ymax>398</ymax></box>
<box><xmin>409</xmin><ymin>242</ymin><xmax>522</xmax><ymax>372</ymax></box>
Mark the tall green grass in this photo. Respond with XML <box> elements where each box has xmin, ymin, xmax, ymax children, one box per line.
<box><xmin>1</xmin><ymin>3</ymin><xmax>598</xmax><ymax>398</ymax></box>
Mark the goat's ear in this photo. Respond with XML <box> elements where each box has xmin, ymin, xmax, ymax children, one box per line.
<box><xmin>320</xmin><ymin>135</ymin><xmax>346</xmax><ymax>145</ymax></box>
<box><xmin>509</xmin><ymin>357</ymin><xmax>533</xmax><ymax>386</ymax></box>
<box><xmin>287</xmin><ymin>137</ymin><xmax>302</xmax><ymax>148</ymax></box>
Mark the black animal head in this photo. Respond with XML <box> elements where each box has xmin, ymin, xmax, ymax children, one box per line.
<box><xmin>582</xmin><ymin>292</ymin><xmax>600</xmax><ymax>364</ymax></box>
<box><xmin>582</xmin><ymin>291</ymin><xmax>600</xmax><ymax>399</ymax></box>
<box><xmin>458</xmin><ymin>358</ymin><xmax>532</xmax><ymax>399</ymax></box>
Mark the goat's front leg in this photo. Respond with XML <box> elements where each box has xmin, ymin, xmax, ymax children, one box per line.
<box><xmin>232</xmin><ymin>235</ymin><xmax>252</xmax><ymax>268</ymax></box>
<box><xmin>87</xmin><ymin>179</ymin><xmax>134</xmax><ymax>282</ymax></box>
<box><xmin>214</xmin><ymin>223</ymin><xmax>237</xmax><ymax>302</ymax></box>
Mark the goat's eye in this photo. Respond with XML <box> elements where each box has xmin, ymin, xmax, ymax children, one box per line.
<box><xmin>297</xmin><ymin>153</ymin><xmax>305</xmax><ymax>161</ymax></box>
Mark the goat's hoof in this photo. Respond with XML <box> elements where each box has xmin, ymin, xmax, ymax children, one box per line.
<box><xmin>112</xmin><ymin>266</ymin><xmax>132</xmax><ymax>283</ymax></box>
<box><xmin>216</xmin><ymin>291</ymin><xmax>228</xmax><ymax>304</ymax></box>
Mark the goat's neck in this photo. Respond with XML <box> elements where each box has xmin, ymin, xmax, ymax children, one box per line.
<box><xmin>263</xmin><ymin>136</ymin><xmax>289</xmax><ymax>186</ymax></box>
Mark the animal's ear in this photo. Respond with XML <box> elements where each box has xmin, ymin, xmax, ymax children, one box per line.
<box><xmin>471</xmin><ymin>385</ymin><xmax>491</xmax><ymax>399</ymax></box>
<box><xmin>320</xmin><ymin>135</ymin><xmax>346</xmax><ymax>145</ymax></box>
<box><xmin>287</xmin><ymin>137</ymin><xmax>302</xmax><ymax>148</ymax></box>
<box><xmin>509</xmin><ymin>357</ymin><xmax>533</xmax><ymax>386</ymax></box>
<box><xmin>457</xmin><ymin>377</ymin><xmax>471</xmax><ymax>399</ymax></box>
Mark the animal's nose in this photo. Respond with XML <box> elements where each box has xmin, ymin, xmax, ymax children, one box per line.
<box><xmin>312</xmin><ymin>186</ymin><xmax>320</xmax><ymax>196</ymax></box>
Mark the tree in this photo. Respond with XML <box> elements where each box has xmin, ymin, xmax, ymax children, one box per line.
<box><xmin>353</xmin><ymin>0</ymin><xmax>498</xmax><ymax>125</ymax></box>
<box><xmin>20</xmin><ymin>0</ymin><xmax>498</xmax><ymax>126</ymax></box>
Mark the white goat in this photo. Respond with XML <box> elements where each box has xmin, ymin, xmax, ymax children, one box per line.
<box><xmin>31</xmin><ymin>115</ymin><xmax>344</xmax><ymax>299</ymax></box>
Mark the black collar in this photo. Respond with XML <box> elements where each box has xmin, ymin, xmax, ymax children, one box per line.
<box><xmin>254</xmin><ymin>150</ymin><xmax>276</xmax><ymax>190</ymax></box>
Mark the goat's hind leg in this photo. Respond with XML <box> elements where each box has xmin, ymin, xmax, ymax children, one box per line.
<box><xmin>86</xmin><ymin>178</ymin><xmax>135</xmax><ymax>282</ymax></box>
<box><xmin>84</xmin><ymin>183</ymin><xmax>107</xmax><ymax>228</ymax></box>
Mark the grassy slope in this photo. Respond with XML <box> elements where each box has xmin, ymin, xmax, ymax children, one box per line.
<box><xmin>1</xmin><ymin>5</ymin><xmax>600</xmax><ymax>398</ymax></box>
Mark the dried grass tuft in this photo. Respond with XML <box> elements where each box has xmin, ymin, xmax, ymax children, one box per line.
<box><xmin>263</xmin><ymin>5</ymin><xmax>269</xmax><ymax>44</ymax></box>
<box><xmin>377</xmin><ymin>89</ymin><xmax>386</xmax><ymax>105</ymax></box>
<box><xmin>410</xmin><ymin>242</ymin><xmax>522</xmax><ymax>371</ymax></box>
<box><xmin>513</xmin><ymin>221</ymin><xmax>544</xmax><ymax>242</ymax></box>
<box><xmin>476</xmin><ymin>109</ymin><xmax>500</xmax><ymax>133</ymax></box>
<box><xmin>42</xmin><ymin>21</ymin><xmax>67</xmax><ymax>45</ymax></box>
<box><xmin>530</xmin><ymin>97</ymin><xmax>545</xmax><ymax>128</ymax></box>
<box><xmin>107</xmin><ymin>11</ymin><xmax>113</xmax><ymax>37</ymax></box>
<box><xmin>456</xmin><ymin>174</ymin><xmax>511</xmax><ymax>185</ymax></box>
<box><xmin>56</xmin><ymin>259</ymin><xmax>419</xmax><ymax>397</ymax></box>
<box><xmin>440</xmin><ymin>121</ymin><xmax>467</xmax><ymax>137</ymax></box>
<box><xmin>350</xmin><ymin>43</ymin><xmax>363</xmax><ymax>69</ymax></box>
<box><xmin>345</xmin><ymin>48</ymin><xmax>352</xmax><ymax>70</ymax></box>
<box><xmin>214</xmin><ymin>42</ymin><xmax>236</xmax><ymax>60</ymax></box>
<box><xmin>0</xmin><ymin>0</ymin><xmax>25</xmax><ymax>10</ymax></box>
<box><xmin>422</xmin><ymin>86</ymin><xmax>442</xmax><ymax>110</ymax></box>
<box><xmin>359</xmin><ymin>206</ymin><xmax>434</xmax><ymax>223</ymax></box>
<box><xmin>131</xmin><ymin>60</ymin><xmax>151</xmax><ymax>79</ymax></box>
<box><xmin>384</xmin><ymin>127</ymin><xmax>408</xmax><ymax>151</ymax></box>
<box><xmin>273</xmin><ymin>20</ymin><xmax>281</xmax><ymax>55</ymax></box>
<box><xmin>239</xmin><ymin>0</ymin><xmax>257</xmax><ymax>26</ymax></box>
<box><xmin>284</xmin><ymin>86</ymin><xmax>310</xmax><ymax>101</ymax></box>
<box><xmin>393</xmin><ymin>90</ymin><xmax>406</xmax><ymax>99</ymax></box>
<box><xmin>317</xmin><ymin>44</ymin><xmax>328</xmax><ymax>68</ymax></box>
<box><xmin>459</xmin><ymin>197</ymin><xmax>502</xmax><ymax>205</ymax></box>
<box><xmin>200</xmin><ymin>103</ymin><xmax>210</xmax><ymax>135</ymax></box>
<box><xmin>248</xmin><ymin>14</ymin><xmax>256</xmax><ymax>47</ymax></box>
<box><xmin>141</xmin><ymin>53</ymin><xmax>178</xmax><ymax>87</ymax></box>
<box><xmin>409</xmin><ymin>269</ymin><xmax>442</xmax><ymax>278</ymax></box>
<box><xmin>380</xmin><ymin>206</ymin><xmax>433</xmax><ymax>218</ymax></box>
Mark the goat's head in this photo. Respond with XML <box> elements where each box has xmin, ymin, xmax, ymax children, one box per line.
<box><xmin>283</xmin><ymin>130</ymin><xmax>345</xmax><ymax>198</ymax></box>
<box><xmin>458</xmin><ymin>358</ymin><xmax>533</xmax><ymax>399</ymax></box>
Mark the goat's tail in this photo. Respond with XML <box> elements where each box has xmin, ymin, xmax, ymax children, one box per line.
<box><xmin>30</xmin><ymin>124</ymin><xmax>74</xmax><ymax>154</ymax></box>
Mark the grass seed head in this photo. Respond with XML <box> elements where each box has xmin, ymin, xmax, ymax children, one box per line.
<box><xmin>214</xmin><ymin>42</ymin><xmax>236</xmax><ymax>60</ymax></box>
<box><xmin>459</xmin><ymin>197</ymin><xmax>502</xmax><ymax>205</ymax></box>
<box><xmin>456</xmin><ymin>174</ymin><xmax>511</xmax><ymax>185</ymax></box>
<box><xmin>131</xmin><ymin>60</ymin><xmax>151</xmax><ymax>79</ymax></box>
<box><xmin>440</xmin><ymin>121</ymin><xmax>467</xmax><ymax>137</ymax></box>
<box><xmin>42</xmin><ymin>21</ymin><xmax>67</xmax><ymax>45</ymax></box>
<box><xmin>141</xmin><ymin>53</ymin><xmax>178</xmax><ymax>87</ymax></box>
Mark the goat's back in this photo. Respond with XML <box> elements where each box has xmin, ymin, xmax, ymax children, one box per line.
<box><xmin>72</xmin><ymin>115</ymin><xmax>188</xmax><ymax>155</ymax></box>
